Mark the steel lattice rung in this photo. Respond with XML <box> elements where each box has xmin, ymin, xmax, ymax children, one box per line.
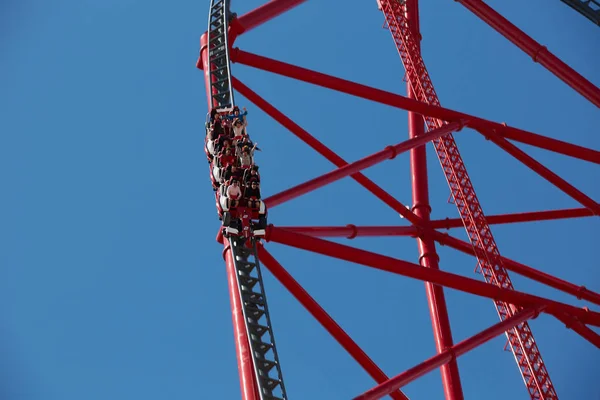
<box><xmin>231</xmin><ymin>238</ymin><xmax>288</xmax><ymax>400</ymax></box>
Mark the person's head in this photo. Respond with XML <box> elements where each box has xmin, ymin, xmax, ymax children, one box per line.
<box><xmin>234</xmin><ymin>118</ymin><xmax>243</xmax><ymax>127</ymax></box>
<box><xmin>233</xmin><ymin>106</ymin><xmax>240</xmax><ymax>115</ymax></box>
<box><xmin>214</xmin><ymin>113</ymin><xmax>221</xmax><ymax>120</ymax></box>
<box><xmin>225</xmin><ymin>147</ymin><xmax>231</xmax><ymax>155</ymax></box>
<box><xmin>250</xmin><ymin>181</ymin><xmax>258</xmax><ymax>189</ymax></box>
<box><xmin>231</xmin><ymin>179</ymin><xmax>239</xmax><ymax>186</ymax></box>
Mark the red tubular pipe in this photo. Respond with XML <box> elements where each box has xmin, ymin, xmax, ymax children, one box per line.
<box><xmin>430</xmin><ymin>230</ymin><xmax>600</xmax><ymax>307</ymax></box>
<box><xmin>429</xmin><ymin>207</ymin><xmax>594</xmax><ymax>229</ymax></box>
<box><xmin>482</xmin><ymin>131</ymin><xmax>600</xmax><ymax>215</ymax></box>
<box><xmin>270</xmin><ymin>224</ymin><xmax>600</xmax><ymax>306</ymax></box>
<box><xmin>223</xmin><ymin>240</ymin><xmax>259</xmax><ymax>400</ymax></box>
<box><xmin>552</xmin><ymin>312</ymin><xmax>600</xmax><ymax>349</ymax></box>
<box><xmin>266</xmin><ymin>226</ymin><xmax>600</xmax><ymax>326</ymax></box>
<box><xmin>231</xmin><ymin>76</ymin><xmax>425</xmax><ymax>227</ymax></box>
<box><xmin>353</xmin><ymin>306</ymin><xmax>544</xmax><ymax>400</ymax></box>
<box><xmin>231</xmin><ymin>50</ymin><xmax>600</xmax><ymax>164</ymax></box>
<box><xmin>277</xmin><ymin>225</ymin><xmax>419</xmax><ymax>238</ymax></box>
<box><xmin>199</xmin><ymin>33</ymin><xmax>216</xmax><ymax>110</ymax></box>
<box><xmin>405</xmin><ymin>2</ymin><xmax>463</xmax><ymax>397</ymax></box>
<box><xmin>202</xmin><ymin>26</ymin><xmax>258</xmax><ymax>398</ymax></box>
<box><xmin>231</xmin><ymin>75</ymin><xmax>600</xmax><ymax>307</ymax></box>
<box><xmin>229</xmin><ymin>0</ymin><xmax>307</xmax><ymax>41</ymax></box>
<box><xmin>264</xmin><ymin>121</ymin><xmax>464</xmax><ymax>208</ymax></box>
<box><xmin>454</xmin><ymin>0</ymin><xmax>600</xmax><ymax>108</ymax></box>
<box><xmin>256</xmin><ymin>245</ymin><xmax>409</xmax><ymax>400</ymax></box>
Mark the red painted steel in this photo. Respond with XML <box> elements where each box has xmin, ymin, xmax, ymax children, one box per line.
<box><xmin>273</xmin><ymin>225</ymin><xmax>600</xmax><ymax>306</ymax></box>
<box><xmin>200</xmin><ymin>29</ymin><xmax>261</xmax><ymax>396</ymax></box>
<box><xmin>277</xmin><ymin>225</ymin><xmax>419</xmax><ymax>238</ymax></box>
<box><xmin>552</xmin><ymin>312</ymin><xmax>600</xmax><ymax>349</ymax></box>
<box><xmin>231</xmin><ymin>77</ymin><xmax>425</xmax><ymax>227</ymax></box>
<box><xmin>353</xmin><ymin>307</ymin><xmax>544</xmax><ymax>400</ymax></box>
<box><xmin>266</xmin><ymin>226</ymin><xmax>600</xmax><ymax>326</ymax></box>
<box><xmin>404</xmin><ymin>1</ymin><xmax>463</xmax><ymax>398</ymax></box>
<box><xmin>378</xmin><ymin>0</ymin><xmax>557</xmax><ymax>396</ymax></box>
<box><xmin>229</xmin><ymin>0</ymin><xmax>307</xmax><ymax>41</ymax></box>
<box><xmin>223</xmin><ymin>240</ymin><xmax>259</xmax><ymax>400</ymax></box>
<box><xmin>199</xmin><ymin>33</ymin><xmax>217</xmax><ymax>110</ymax></box>
<box><xmin>232</xmin><ymin>50</ymin><xmax>600</xmax><ymax>164</ymax></box>
<box><xmin>256</xmin><ymin>244</ymin><xmax>410</xmax><ymax>400</ymax></box>
<box><xmin>429</xmin><ymin>207</ymin><xmax>594</xmax><ymax>229</ymax></box>
<box><xmin>430</xmin><ymin>231</ymin><xmax>600</xmax><ymax>307</ymax></box>
<box><xmin>483</xmin><ymin>131</ymin><xmax>600</xmax><ymax>214</ymax></box>
<box><xmin>264</xmin><ymin>121</ymin><xmax>463</xmax><ymax>209</ymax></box>
<box><xmin>454</xmin><ymin>0</ymin><xmax>600</xmax><ymax>108</ymax></box>
<box><xmin>197</xmin><ymin>1</ymin><xmax>600</xmax><ymax>396</ymax></box>
<box><xmin>233</xmin><ymin>74</ymin><xmax>600</xmax><ymax>308</ymax></box>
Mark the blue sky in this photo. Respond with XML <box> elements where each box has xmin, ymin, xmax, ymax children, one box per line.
<box><xmin>1</xmin><ymin>0</ymin><xmax>599</xmax><ymax>399</ymax></box>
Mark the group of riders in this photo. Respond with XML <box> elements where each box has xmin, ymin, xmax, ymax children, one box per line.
<box><xmin>205</xmin><ymin>106</ymin><xmax>267</xmax><ymax>237</ymax></box>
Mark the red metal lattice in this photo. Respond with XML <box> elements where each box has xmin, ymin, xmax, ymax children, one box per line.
<box><xmin>378</xmin><ymin>0</ymin><xmax>557</xmax><ymax>398</ymax></box>
<box><xmin>197</xmin><ymin>0</ymin><xmax>600</xmax><ymax>399</ymax></box>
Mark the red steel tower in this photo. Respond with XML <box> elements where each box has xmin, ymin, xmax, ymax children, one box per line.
<box><xmin>197</xmin><ymin>0</ymin><xmax>600</xmax><ymax>399</ymax></box>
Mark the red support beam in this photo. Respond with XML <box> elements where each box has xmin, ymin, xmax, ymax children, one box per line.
<box><xmin>265</xmin><ymin>226</ymin><xmax>600</xmax><ymax>326</ymax></box>
<box><xmin>405</xmin><ymin>1</ymin><xmax>463</xmax><ymax>398</ymax></box>
<box><xmin>232</xmin><ymin>76</ymin><xmax>600</xmax><ymax>307</ymax></box>
<box><xmin>223</xmin><ymin>240</ymin><xmax>259</xmax><ymax>400</ymax></box>
<box><xmin>552</xmin><ymin>312</ymin><xmax>600</xmax><ymax>349</ymax></box>
<box><xmin>264</xmin><ymin>121</ymin><xmax>464</xmax><ymax>208</ymax></box>
<box><xmin>199</xmin><ymin>33</ymin><xmax>218</xmax><ymax>110</ymax></box>
<box><xmin>429</xmin><ymin>207</ymin><xmax>594</xmax><ymax>229</ymax></box>
<box><xmin>276</xmin><ymin>225</ymin><xmax>419</xmax><ymax>238</ymax></box>
<box><xmin>482</xmin><ymin>130</ymin><xmax>600</xmax><ymax>215</ymax></box>
<box><xmin>352</xmin><ymin>306</ymin><xmax>545</xmax><ymax>400</ymax></box>
<box><xmin>430</xmin><ymin>230</ymin><xmax>600</xmax><ymax>307</ymax></box>
<box><xmin>453</xmin><ymin>0</ymin><xmax>600</xmax><ymax>108</ymax></box>
<box><xmin>256</xmin><ymin>244</ymin><xmax>409</xmax><ymax>400</ymax></box>
<box><xmin>232</xmin><ymin>49</ymin><xmax>600</xmax><ymax>164</ymax></box>
<box><xmin>271</xmin><ymin>225</ymin><xmax>600</xmax><ymax>307</ymax></box>
<box><xmin>231</xmin><ymin>76</ymin><xmax>425</xmax><ymax>227</ymax></box>
<box><xmin>229</xmin><ymin>0</ymin><xmax>307</xmax><ymax>44</ymax></box>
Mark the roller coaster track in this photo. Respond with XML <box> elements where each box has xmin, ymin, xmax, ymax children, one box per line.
<box><xmin>205</xmin><ymin>1</ymin><xmax>288</xmax><ymax>398</ymax></box>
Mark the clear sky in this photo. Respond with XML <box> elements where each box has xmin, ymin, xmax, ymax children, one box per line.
<box><xmin>1</xmin><ymin>0</ymin><xmax>599</xmax><ymax>399</ymax></box>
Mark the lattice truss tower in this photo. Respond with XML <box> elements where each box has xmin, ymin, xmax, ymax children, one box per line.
<box><xmin>196</xmin><ymin>0</ymin><xmax>600</xmax><ymax>399</ymax></box>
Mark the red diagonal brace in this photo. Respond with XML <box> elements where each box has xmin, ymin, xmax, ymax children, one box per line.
<box><xmin>482</xmin><ymin>130</ymin><xmax>600</xmax><ymax>215</ymax></box>
<box><xmin>231</xmin><ymin>76</ymin><xmax>424</xmax><ymax>226</ymax></box>
<box><xmin>265</xmin><ymin>121</ymin><xmax>464</xmax><ymax>208</ymax></box>
<box><xmin>277</xmin><ymin>225</ymin><xmax>419</xmax><ymax>238</ymax></box>
<box><xmin>454</xmin><ymin>0</ymin><xmax>600</xmax><ymax>108</ymax></box>
<box><xmin>430</xmin><ymin>230</ymin><xmax>600</xmax><ymax>307</ymax></box>
<box><xmin>266</xmin><ymin>226</ymin><xmax>600</xmax><ymax>326</ymax></box>
<box><xmin>256</xmin><ymin>244</ymin><xmax>410</xmax><ymax>400</ymax></box>
<box><xmin>552</xmin><ymin>311</ymin><xmax>600</xmax><ymax>349</ymax></box>
<box><xmin>429</xmin><ymin>207</ymin><xmax>594</xmax><ymax>229</ymax></box>
<box><xmin>272</xmin><ymin>225</ymin><xmax>600</xmax><ymax>307</ymax></box>
<box><xmin>352</xmin><ymin>306</ymin><xmax>545</xmax><ymax>400</ymax></box>
<box><xmin>229</xmin><ymin>0</ymin><xmax>307</xmax><ymax>43</ymax></box>
<box><xmin>232</xmin><ymin>49</ymin><xmax>600</xmax><ymax>164</ymax></box>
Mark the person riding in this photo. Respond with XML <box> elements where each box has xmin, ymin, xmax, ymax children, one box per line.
<box><xmin>239</xmin><ymin>145</ymin><xmax>253</xmax><ymax>169</ymax></box>
<box><xmin>244</xmin><ymin>180</ymin><xmax>261</xmax><ymax>209</ymax></box>
<box><xmin>219</xmin><ymin>147</ymin><xmax>236</xmax><ymax>169</ymax></box>
<box><xmin>226</xmin><ymin>179</ymin><xmax>242</xmax><ymax>209</ymax></box>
